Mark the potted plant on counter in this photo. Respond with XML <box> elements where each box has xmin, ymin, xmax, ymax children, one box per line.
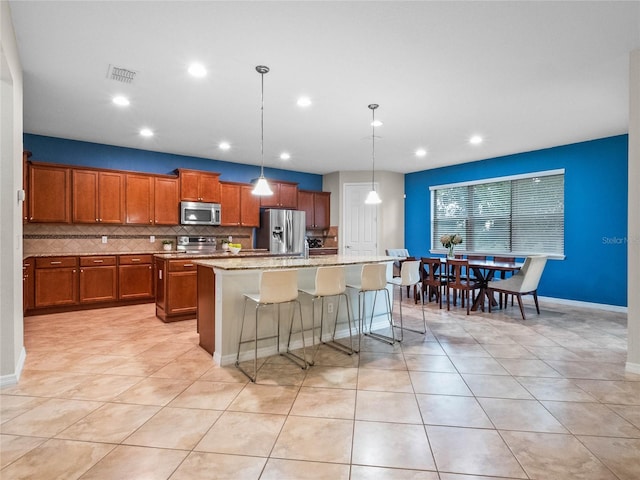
<box><xmin>162</xmin><ymin>240</ymin><xmax>173</xmax><ymax>251</ymax></box>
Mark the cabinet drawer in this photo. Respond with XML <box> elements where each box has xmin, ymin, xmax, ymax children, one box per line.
<box><xmin>80</xmin><ymin>256</ymin><xmax>117</xmax><ymax>266</ymax></box>
<box><xmin>119</xmin><ymin>254</ymin><xmax>153</xmax><ymax>265</ymax></box>
<box><xmin>35</xmin><ymin>256</ymin><xmax>78</xmax><ymax>268</ymax></box>
<box><xmin>169</xmin><ymin>260</ymin><xmax>197</xmax><ymax>271</ymax></box>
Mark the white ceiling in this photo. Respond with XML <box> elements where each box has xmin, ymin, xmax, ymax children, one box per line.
<box><xmin>9</xmin><ymin>1</ymin><xmax>640</xmax><ymax>175</ymax></box>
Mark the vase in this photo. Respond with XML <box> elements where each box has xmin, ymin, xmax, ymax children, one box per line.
<box><xmin>447</xmin><ymin>245</ymin><xmax>455</xmax><ymax>259</ymax></box>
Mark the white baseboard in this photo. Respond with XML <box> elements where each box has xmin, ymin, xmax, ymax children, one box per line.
<box><xmin>537</xmin><ymin>295</ymin><xmax>627</xmax><ymax>313</ymax></box>
<box><xmin>0</xmin><ymin>346</ymin><xmax>26</xmax><ymax>387</ymax></box>
<box><xmin>626</xmin><ymin>362</ymin><xmax>640</xmax><ymax>375</ymax></box>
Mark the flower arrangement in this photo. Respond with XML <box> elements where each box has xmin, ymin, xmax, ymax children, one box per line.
<box><xmin>440</xmin><ymin>234</ymin><xmax>463</xmax><ymax>258</ymax></box>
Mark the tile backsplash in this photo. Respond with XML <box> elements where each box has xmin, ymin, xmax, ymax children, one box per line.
<box><xmin>23</xmin><ymin>224</ymin><xmax>254</xmax><ymax>255</ymax></box>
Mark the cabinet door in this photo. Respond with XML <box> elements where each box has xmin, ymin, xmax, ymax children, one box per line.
<box><xmin>125</xmin><ymin>174</ymin><xmax>154</xmax><ymax>224</ymax></box>
<box><xmin>98</xmin><ymin>171</ymin><xmax>125</xmax><ymax>223</ymax></box>
<box><xmin>29</xmin><ymin>164</ymin><xmax>71</xmax><ymax>223</ymax></box>
<box><xmin>23</xmin><ymin>152</ymin><xmax>31</xmax><ymax>223</ymax></box>
<box><xmin>167</xmin><ymin>271</ymin><xmax>197</xmax><ymax>314</ymax></box>
<box><xmin>199</xmin><ymin>173</ymin><xmax>221</xmax><ymax>203</ymax></box>
<box><xmin>80</xmin><ymin>266</ymin><xmax>118</xmax><ymax>303</ymax></box>
<box><xmin>259</xmin><ymin>182</ymin><xmax>280</xmax><ymax>208</ymax></box>
<box><xmin>155</xmin><ymin>258</ymin><xmax>166</xmax><ymax>311</ymax></box>
<box><xmin>154</xmin><ymin>177</ymin><xmax>179</xmax><ymax>225</ymax></box>
<box><xmin>179</xmin><ymin>170</ymin><xmax>201</xmax><ymax>202</ymax></box>
<box><xmin>279</xmin><ymin>182</ymin><xmax>298</xmax><ymax>209</ymax></box>
<box><xmin>35</xmin><ymin>268</ymin><xmax>78</xmax><ymax>307</ymax></box>
<box><xmin>119</xmin><ymin>264</ymin><xmax>154</xmax><ymax>300</ymax></box>
<box><xmin>297</xmin><ymin>190</ymin><xmax>314</xmax><ymax>228</ymax></box>
<box><xmin>23</xmin><ymin>258</ymin><xmax>34</xmax><ymax>311</ymax></box>
<box><xmin>313</xmin><ymin>192</ymin><xmax>331</xmax><ymax>229</ymax></box>
<box><xmin>72</xmin><ymin>169</ymin><xmax>98</xmax><ymax>223</ymax></box>
<box><xmin>240</xmin><ymin>185</ymin><xmax>260</xmax><ymax>227</ymax></box>
<box><xmin>220</xmin><ymin>182</ymin><xmax>241</xmax><ymax>226</ymax></box>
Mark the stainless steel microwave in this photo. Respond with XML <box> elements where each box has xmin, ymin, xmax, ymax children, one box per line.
<box><xmin>180</xmin><ymin>201</ymin><xmax>221</xmax><ymax>225</ymax></box>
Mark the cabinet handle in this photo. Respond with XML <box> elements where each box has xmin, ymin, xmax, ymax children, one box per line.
<box><xmin>183</xmin><ymin>263</ymin><xmax>194</xmax><ymax>267</ymax></box>
<box><xmin>131</xmin><ymin>258</ymin><xmax>141</xmax><ymax>262</ymax></box>
<box><xmin>81</xmin><ymin>269</ymin><xmax>84</xmax><ymax>273</ymax></box>
<box><xmin>148</xmin><ymin>266</ymin><xmax>152</xmax><ymax>270</ymax></box>
<box><xmin>50</xmin><ymin>261</ymin><xmax>62</xmax><ymax>265</ymax></box>
<box><xmin>93</xmin><ymin>260</ymin><xmax>104</xmax><ymax>263</ymax></box>
<box><xmin>96</xmin><ymin>218</ymin><xmax>99</xmax><ymax>222</ymax></box>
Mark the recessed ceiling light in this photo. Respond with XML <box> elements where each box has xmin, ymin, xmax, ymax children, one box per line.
<box><xmin>188</xmin><ymin>63</ymin><xmax>207</xmax><ymax>78</ymax></box>
<box><xmin>297</xmin><ymin>97</ymin><xmax>312</xmax><ymax>107</ymax></box>
<box><xmin>469</xmin><ymin>135</ymin><xmax>483</xmax><ymax>145</ymax></box>
<box><xmin>280</xmin><ymin>152</ymin><xmax>291</xmax><ymax>160</ymax></box>
<box><xmin>112</xmin><ymin>96</ymin><xmax>130</xmax><ymax>106</ymax></box>
<box><xmin>219</xmin><ymin>142</ymin><xmax>230</xmax><ymax>150</ymax></box>
<box><xmin>371</xmin><ymin>120</ymin><xmax>383</xmax><ymax>127</ymax></box>
<box><xmin>140</xmin><ymin>128</ymin><xmax>154</xmax><ymax>137</ymax></box>
<box><xmin>415</xmin><ymin>148</ymin><xmax>427</xmax><ymax>157</ymax></box>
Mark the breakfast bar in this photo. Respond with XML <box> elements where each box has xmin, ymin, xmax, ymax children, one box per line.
<box><xmin>194</xmin><ymin>255</ymin><xmax>393</xmax><ymax>365</ymax></box>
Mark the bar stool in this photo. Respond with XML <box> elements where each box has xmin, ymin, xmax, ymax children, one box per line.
<box><xmin>346</xmin><ymin>263</ymin><xmax>395</xmax><ymax>346</ymax></box>
<box><xmin>299</xmin><ymin>266</ymin><xmax>356</xmax><ymax>364</ymax></box>
<box><xmin>235</xmin><ymin>269</ymin><xmax>307</xmax><ymax>383</ymax></box>
<box><xmin>387</xmin><ymin>260</ymin><xmax>426</xmax><ymax>341</ymax></box>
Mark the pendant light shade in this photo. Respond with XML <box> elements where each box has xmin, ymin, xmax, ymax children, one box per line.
<box><xmin>365</xmin><ymin>103</ymin><xmax>382</xmax><ymax>204</ymax></box>
<box><xmin>252</xmin><ymin>65</ymin><xmax>273</xmax><ymax>196</ymax></box>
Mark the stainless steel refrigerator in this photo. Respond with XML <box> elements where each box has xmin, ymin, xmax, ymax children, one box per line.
<box><xmin>257</xmin><ymin>209</ymin><xmax>306</xmax><ymax>255</ymax></box>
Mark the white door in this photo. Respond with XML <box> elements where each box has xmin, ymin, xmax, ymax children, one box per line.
<box><xmin>343</xmin><ymin>183</ymin><xmax>378</xmax><ymax>256</ymax></box>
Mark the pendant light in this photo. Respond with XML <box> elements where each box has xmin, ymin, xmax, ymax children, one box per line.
<box><xmin>365</xmin><ymin>103</ymin><xmax>382</xmax><ymax>204</ymax></box>
<box><xmin>252</xmin><ymin>65</ymin><xmax>273</xmax><ymax>196</ymax></box>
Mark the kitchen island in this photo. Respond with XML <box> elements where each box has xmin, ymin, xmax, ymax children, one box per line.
<box><xmin>194</xmin><ymin>255</ymin><xmax>394</xmax><ymax>365</ymax></box>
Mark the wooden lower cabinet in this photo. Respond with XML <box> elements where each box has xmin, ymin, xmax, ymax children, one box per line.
<box><xmin>197</xmin><ymin>265</ymin><xmax>215</xmax><ymax>354</ymax></box>
<box><xmin>79</xmin><ymin>256</ymin><xmax>118</xmax><ymax>303</ymax></box>
<box><xmin>119</xmin><ymin>255</ymin><xmax>154</xmax><ymax>300</ymax></box>
<box><xmin>26</xmin><ymin>254</ymin><xmax>156</xmax><ymax>315</ymax></box>
<box><xmin>34</xmin><ymin>257</ymin><xmax>79</xmax><ymax>308</ymax></box>
<box><xmin>155</xmin><ymin>258</ymin><xmax>197</xmax><ymax>322</ymax></box>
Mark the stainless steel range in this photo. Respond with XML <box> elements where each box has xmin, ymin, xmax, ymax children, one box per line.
<box><xmin>176</xmin><ymin>236</ymin><xmax>217</xmax><ymax>254</ymax></box>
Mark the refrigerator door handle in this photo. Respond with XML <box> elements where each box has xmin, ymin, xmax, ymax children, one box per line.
<box><xmin>286</xmin><ymin>211</ymin><xmax>292</xmax><ymax>252</ymax></box>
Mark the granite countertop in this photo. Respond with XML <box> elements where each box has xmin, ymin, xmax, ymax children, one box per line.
<box><xmin>154</xmin><ymin>249</ymin><xmax>286</xmax><ymax>260</ymax></box>
<box><xmin>194</xmin><ymin>254</ymin><xmax>394</xmax><ymax>271</ymax></box>
<box><xmin>24</xmin><ymin>249</ymin><xmax>271</xmax><ymax>260</ymax></box>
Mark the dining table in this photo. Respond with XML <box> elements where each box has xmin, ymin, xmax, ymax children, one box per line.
<box><xmin>442</xmin><ymin>258</ymin><xmax>522</xmax><ymax>312</ymax></box>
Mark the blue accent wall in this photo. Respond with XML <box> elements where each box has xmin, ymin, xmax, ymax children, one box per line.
<box><xmin>405</xmin><ymin>135</ymin><xmax>628</xmax><ymax>307</ymax></box>
<box><xmin>24</xmin><ymin>134</ymin><xmax>323</xmax><ymax>190</ymax></box>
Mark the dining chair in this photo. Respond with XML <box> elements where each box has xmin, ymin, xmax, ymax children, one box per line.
<box><xmin>493</xmin><ymin>256</ymin><xmax>516</xmax><ymax>307</ymax></box>
<box><xmin>235</xmin><ymin>269</ymin><xmax>307</xmax><ymax>382</ymax></box>
<box><xmin>486</xmin><ymin>255</ymin><xmax>547</xmax><ymax>320</ymax></box>
<box><xmin>421</xmin><ymin>257</ymin><xmax>446</xmax><ymax>309</ymax></box>
<box><xmin>347</xmin><ymin>263</ymin><xmax>395</xmax><ymax>345</ymax></box>
<box><xmin>387</xmin><ymin>260</ymin><xmax>426</xmax><ymax>341</ymax></box>
<box><xmin>299</xmin><ymin>265</ymin><xmax>356</xmax><ymax>363</ymax></box>
<box><xmin>445</xmin><ymin>259</ymin><xmax>482</xmax><ymax>315</ymax></box>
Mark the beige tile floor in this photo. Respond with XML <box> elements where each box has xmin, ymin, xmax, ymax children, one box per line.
<box><xmin>2</xmin><ymin>297</ymin><xmax>639</xmax><ymax>479</ymax></box>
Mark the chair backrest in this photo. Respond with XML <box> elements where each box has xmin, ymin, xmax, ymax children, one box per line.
<box><xmin>446</xmin><ymin>259</ymin><xmax>471</xmax><ymax>285</ymax></box>
<box><xmin>518</xmin><ymin>255</ymin><xmax>548</xmax><ymax>292</ymax></box>
<box><xmin>467</xmin><ymin>255</ymin><xmax>487</xmax><ymax>261</ymax></box>
<box><xmin>314</xmin><ymin>266</ymin><xmax>346</xmax><ymax>296</ymax></box>
<box><xmin>399</xmin><ymin>260</ymin><xmax>421</xmax><ymax>286</ymax></box>
<box><xmin>494</xmin><ymin>256</ymin><xmax>516</xmax><ymax>263</ymax></box>
<box><xmin>361</xmin><ymin>263</ymin><xmax>388</xmax><ymax>291</ymax></box>
<box><xmin>421</xmin><ymin>257</ymin><xmax>443</xmax><ymax>284</ymax></box>
<box><xmin>259</xmin><ymin>269</ymin><xmax>299</xmax><ymax>304</ymax></box>
<box><xmin>385</xmin><ymin>248</ymin><xmax>410</xmax><ymax>271</ymax></box>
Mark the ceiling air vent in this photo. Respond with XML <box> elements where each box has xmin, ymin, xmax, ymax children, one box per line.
<box><xmin>106</xmin><ymin>64</ymin><xmax>137</xmax><ymax>84</ymax></box>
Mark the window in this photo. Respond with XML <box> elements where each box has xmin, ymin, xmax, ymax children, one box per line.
<box><xmin>431</xmin><ymin>170</ymin><xmax>565</xmax><ymax>257</ymax></box>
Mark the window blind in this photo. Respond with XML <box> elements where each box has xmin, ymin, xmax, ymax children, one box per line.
<box><xmin>431</xmin><ymin>170</ymin><xmax>564</xmax><ymax>256</ymax></box>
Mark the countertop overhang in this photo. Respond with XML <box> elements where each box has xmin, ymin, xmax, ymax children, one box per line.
<box><xmin>193</xmin><ymin>255</ymin><xmax>395</xmax><ymax>271</ymax></box>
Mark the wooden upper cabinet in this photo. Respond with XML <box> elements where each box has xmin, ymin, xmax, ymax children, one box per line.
<box><xmin>125</xmin><ymin>173</ymin><xmax>178</xmax><ymax>225</ymax></box>
<box><xmin>260</xmin><ymin>180</ymin><xmax>298</xmax><ymax>209</ymax></box>
<box><xmin>179</xmin><ymin>169</ymin><xmax>220</xmax><ymax>203</ymax></box>
<box><xmin>28</xmin><ymin>162</ymin><xmax>71</xmax><ymax>223</ymax></box>
<box><xmin>154</xmin><ymin>176</ymin><xmax>179</xmax><ymax>225</ymax></box>
<box><xmin>298</xmin><ymin>190</ymin><xmax>330</xmax><ymax>229</ymax></box>
<box><xmin>240</xmin><ymin>184</ymin><xmax>260</xmax><ymax>227</ymax></box>
<box><xmin>72</xmin><ymin>169</ymin><xmax>124</xmax><ymax>224</ymax></box>
<box><xmin>125</xmin><ymin>173</ymin><xmax>154</xmax><ymax>224</ymax></box>
<box><xmin>220</xmin><ymin>182</ymin><xmax>241</xmax><ymax>226</ymax></box>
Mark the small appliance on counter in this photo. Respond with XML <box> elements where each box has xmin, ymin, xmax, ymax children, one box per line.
<box><xmin>176</xmin><ymin>236</ymin><xmax>217</xmax><ymax>254</ymax></box>
<box><xmin>308</xmin><ymin>238</ymin><xmax>323</xmax><ymax>248</ymax></box>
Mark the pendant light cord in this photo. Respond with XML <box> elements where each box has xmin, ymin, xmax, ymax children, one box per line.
<box><xmin>260</xmin><ymin>70</ymin><xmax>265</xmax><ymax>176</ymax></box>
<box><xmin>368</xmin><ymin>103</ymin><xmax>379</xmax><ymax>190</ymax></box>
